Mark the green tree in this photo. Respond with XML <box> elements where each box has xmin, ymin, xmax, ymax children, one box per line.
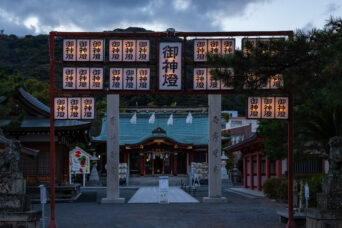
<box><xmin>208</xmin><ymin>18</ymin><xmax>342</xmax><ymax>159</ymax></box>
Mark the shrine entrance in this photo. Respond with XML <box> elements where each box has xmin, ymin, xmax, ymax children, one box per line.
<box><xmin>48</xmin><ymin>29</ymin><xmax>295</xmax><ymax>228</ymax></box>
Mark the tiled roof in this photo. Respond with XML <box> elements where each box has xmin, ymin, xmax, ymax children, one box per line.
<box><xmin>93</xmin><ymin>113</ymin><xmax>210</xmax><ymax>146</ymax></box>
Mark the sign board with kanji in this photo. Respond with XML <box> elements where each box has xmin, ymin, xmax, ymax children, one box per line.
<box><xmin>159</xmin><ymin>42</ymin><xmax>182</xmax><ymax>90</ymax></box>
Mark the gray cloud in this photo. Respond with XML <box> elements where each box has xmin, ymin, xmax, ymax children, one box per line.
<box><xmin>0</xmin><ymin>0</ymin><xmax>268</xmax><ymax>36</ymax></box>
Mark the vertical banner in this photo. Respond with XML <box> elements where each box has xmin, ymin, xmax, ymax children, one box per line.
<box><xmin>275</xmin><ymin>97</ymin><xmax>288</xmax><ymax>119</ymax></box>
<box><xmin>123</xmin><ymin>40</ymin><xmax>136</xmax><ymax>61</ymax></box>
<box><xmin>193</xmin><ymin>68</ymin><xmax>207</xmax><ymax>90</ymax></box>
<box><xmin>109</xmin><ymin>68</ymin><xmax>123</xmax><ymax>90</ymax></box>
<box><xmin>137</xmin><ymin>40</ymin><xmax>150</xmax><ymax>62</ymax></box>
<box><xmin>220</xmin><ymin>68</ymin><xmax>234</xmax><ymax>90</ymax></box>
<box><xmin>54</xmin><ymin>98</ymin><xmax>67</xmax><ymax>119</ymax></box>
<box><xmin>123</xmin><ymin>68</ymin><xmax>136</xmax><ymax>90</ymax></box>
<box><xmin>109</xmin><ymin>40</ymin><xmax>123</xmax><ymax>61</ymax></box>
<box><xmin>194</xmin><ymin>40</ymin><xmax>207</xmax><ymax>62</ymax></box>
<box><xmin>137</xmin><ymin>68</ymin><xmax>150</xmax><ymax>90</ymax></box>
<box><xmin>222</xmin><ymin>39</ymin><xmax>235</xmax><ymax>55</ymax></box>
<box><xmin>261</xmin><ymin>97</ymin><xmax>275</xmax><ymax>119</ymax></box>
<box><xmin>248</xmin><ymin>97</ymin><xmax>261</xmax><ymax>119</ymax></box>
<box><xmin>90</xmin><ymin>39</ymin><xmax>104</xmax><ymax>61</ymax></box>
<box><xmin>76</xmin><ymin>68</ymin><xmax>89</xmax><ymax>89</ymax></box>
<box><xmin>77</xmin><ymin>40</ymin><xmax>89</xmax><ymax>61</ymax></box>
<box><xmin>68</xmin><ymin>98</ymin><xmax>82</xmax><ymax>119</ymax></box>
<box><xmin>81</xmin><ymin>97</ymin><xmax>95</xmax><ymax>119</ymax></box>
<box><xmin>159</xmin><ymin>42</ymin><xmax>182</xmax><ymax>90</ymax></box>
<box><xmin>89</xmin><ymin>68</ymin><xmax>103</xmax><ymax>90</ymax></box>
<box><xmin>63</xmin><ymin>67</ymin><xmax>76</xmax><ymax>89</ymax></box>
<box><xmin>207</xmin><ymin>68</ymin><xmax>220</xmax><ymax>90</ymax></box>
<box><xmin>208</xmin><ymin>40</ymin><xmax>221</xmax><ymax>55</ymax></box>
<box><xmin>63</xmin><ymin>39</ymin><xmax>76</xmax><ymax>61</ymax></box>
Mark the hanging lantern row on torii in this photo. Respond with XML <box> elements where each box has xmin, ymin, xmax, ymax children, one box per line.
<box><xmin>63</xmin><ymin>39</ymin><xmax>150</xmax><ymax>62</ymax></box>
<box><xmin>54</xmin><ymin>97</ymin><xmax>94</xmax><ymax>120</ymax></box>
<box><xmin>248</xmin><ymin>97</ymin><xmax>289</xmax><ymax>119</ymax></box>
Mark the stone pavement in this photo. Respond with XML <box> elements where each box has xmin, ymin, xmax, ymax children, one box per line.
<box><xmin>32</xmin><ymin>185</ymin><xmax>287</xmax><ymax>228</ymax></box>
<box><xmin>225</xmin><ymin>187</ymin><xmax>265</xmax><ymax>198</ymax></box>
<box><xmin>128</xmin><ymin>186</ymin><xmax>199</xmax><ymax>203</ymax></box>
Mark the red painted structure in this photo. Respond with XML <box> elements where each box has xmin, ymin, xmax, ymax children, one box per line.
<box><xmin>49</xmin><ymin>30</ymin><xmax>294</xmax><ymax>228</ymax></box>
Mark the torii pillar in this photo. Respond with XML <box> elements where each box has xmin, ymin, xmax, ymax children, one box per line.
<box><xmin>203</xmin><ymin>95</ymin><xmax>227</xmax><ymax>203</ymax></box>
<box><xmin>101</xmin><ymin>94</ymin><xmax>125</xmax><ymax>204</ymax></box>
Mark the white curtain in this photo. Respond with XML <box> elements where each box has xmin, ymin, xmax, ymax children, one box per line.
<box><xmin>148</xmin><ymin>112</ymin><xmax>155</xmax><ymax>124</ymax></box>
<box><xmin>186</xmin><ymin>112</ymin><xmax>193</xmax><ymax>124</ymax></box>
<box><xmin>167</xmin><ymin>113</ymin><xmax>173</xmax><ymax>126</ymax></box>
<box><xmin>130</xmin><ymin>112</ymin><xmax>137</xmax><ymax>124</ymax></box>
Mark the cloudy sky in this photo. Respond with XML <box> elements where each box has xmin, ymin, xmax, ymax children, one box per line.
<box><xmin>0</xmin><ymin>0</ymin><xmax>341</xmax><ymax>36</ymax></box>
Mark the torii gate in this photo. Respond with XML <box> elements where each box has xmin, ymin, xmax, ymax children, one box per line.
<box><xmin>48</xmin><ymin>29</ymin><xmax>295</xmax><ymax>228</ymax></box>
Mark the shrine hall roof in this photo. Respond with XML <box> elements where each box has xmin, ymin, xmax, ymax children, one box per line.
<box><xmin>93</xmin><ymin>113</ymin><xmax>214</xmax><ymax>146</ymax></box>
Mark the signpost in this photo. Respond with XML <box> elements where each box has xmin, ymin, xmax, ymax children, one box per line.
<box><xmin>159</xmin><ymin>176</ymin><xmax>169</xmax><ymax>204</ymax></box>
<box><xmin>39</xmin><ymin>184</ymin><xmax>47</xmax><ymax>228</ymax></box>
<box><xmin>49</xmin><ymin>30</ymin><xmax>294</xmax><ymax>228</ymax></box>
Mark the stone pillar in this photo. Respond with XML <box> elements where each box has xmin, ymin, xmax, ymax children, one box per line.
<box><xmin>140</xmin><ymin>153</ymin><xmax>145</xmax><ymax>176</ymax></box>
<box><xmin>203</xmin><ymin>95</ymin><xmax>227</xmax><ymax>203</ymax></box>
<box><xmin>257</xmin><ymin>153</ymin><xmax>261</xmax><ymax>191</ymax></box>
<box><xmin>249</xmin><ymin>155</ymin><xmax>254</xmax><ymax>190</ymax></box>
<box><xmin>243</xmin><ymin>155</ymin><xmax>247</xmax><ymax>188</ymax></box>
<box><xmin>265</xmin><ymin>158</ymin><xmax>270</xmax><ymax>179</ymax></box>
<box><xmin>101</xmin><ymin>94</ymin><xmax>125</xmax><ymax>204</ymax></box>
<box><xmin>173</xmin><ymin>153</ymin><xmax>178</xmax><ymax>176</ymax></box>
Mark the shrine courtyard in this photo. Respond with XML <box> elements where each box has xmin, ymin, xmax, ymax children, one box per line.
<box><xmin>32</xmin><ymin>184</ymin><xmax>286</xmax><ymax>228</ymax></box>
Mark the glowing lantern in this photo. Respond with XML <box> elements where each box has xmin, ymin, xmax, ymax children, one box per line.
<box><xmin>123</xmin><ymin>40</ymin><xmax>136</xmax><ymax>61</ymax></box>
<box><xmin>68</xmin><ymin>98</ymin><xmax>81</xmax><ymax>119</ymax></box>
<box><xmin>109</xmin><ymin>68</ymin><xmax>123</xmax><ymax>90</ymax></box>
<box><xmin>193</xmin><ymin>68</ymin><xmax>207</xmax><ymax>90</ymax></box>
<box><xmin>76</xmin><ymin>68</ymin><xmax>90</xmax><ymax>89</ymax></box>
<box><xmin>248</xmin><ymin>97</ymin><xmax>261</xmax><ymax>119</ymax></box>
<box><xmin>109</xmin><ymin>40</ymin><xmax>123</xmax><ymax>61</ymax></box>
<box><xmin>123</xmin><ymin>68</ymin><xmax>137</xmax><ymax>90</ymax></box>
<box><xmin>77</xmin><ymin>40</ymin><xmax>89</xmax><ymax>61</ymax></box>
<box><xmin>90</xmin><ymin>39</ymin><xmax>104</xmax><ymax>61</ymax></box>
<box><xmin>194</xmin><ymin>40</ymin><xmax>207</xmax><ymax>62</ymax></box>
<box><xmin>275</xmin><ymin>97</ymin><xmax>288</xmax><ymax>119</ymax></box>
<box><xmin>137</xmin><ymin>68</ymin><xmax>150</xmax><ymax>90</ymax></box>
<box><xmin>261</xmin><ymin>97</ymin><xmax>275</xmax><ymax>119</ymax></box>
<box><xmin>63</xmin><ymin>67</ymin><xmax>76</xmax><ymax>89</ymax></box>
<box><xmin>54</xmin><ymin>98</ymin><xmax>67</xmax><ymax>119</ymax></box>
<box><xmin>89</xmin><ymin>68</ymin><xmax>103</xmax><ymax>90</ymax></box>
<box><xmin>137</xmin><ymin>40</ymin><xmax>150</xmax><ymax>62</ymax></box>
<box><xmin>81</xmin><ymin>97</ymin><xmax>95</xmax><ymax>119</ymax></box>
<box><xmin>63</xmin><ymin>39</ymin><xmax>76</xmax><ymax>61</ymax></box>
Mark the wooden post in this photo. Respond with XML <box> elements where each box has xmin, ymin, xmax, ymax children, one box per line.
<box><xmin>265</xmin><ymin>158</ymin><xmax>270</xmax><ymax>179</ymax></box>
<box><xmin>257</xmin><ymin>153</ymin><xmax>261</xmax><ymax>191</ymax></box>
<box><xmin>140</xmin><ymin>153</ymin><xmax>145</xmax><ymax>176</ymax></box>
<box><xmin>173</xmin><ymin>153</ymin><xmax>178</xmax><ymax>176</ymax></box>
<box><xmin>243</xmin><ymin>155</ymin><xmax>247</xmax><ymax>188</ymax></box>
<box><xmin>249</xmin><ymin>155</ymin><xmax>254</xmax><ymax>190</ymax></box>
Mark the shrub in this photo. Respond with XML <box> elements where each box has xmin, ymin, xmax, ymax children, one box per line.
<box><xmin>296</xmin><ymin>174</ymin><xmax>326</xmax><ymax>208</ymax></box>
<box><xmin>263</xmin><ymin>177</ymin><xmax>288</xmax><ymax>200</ymax></box>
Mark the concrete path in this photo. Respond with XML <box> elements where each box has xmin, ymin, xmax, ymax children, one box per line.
<box><xmin>128</xmin><ymin>186</ymin><xmax>199</xmax><ymax>203</ymax></box>
<box><xmin>225</xmin><ymin>187</ymin><xmax>265</xmax><ymax>198</ymax></box>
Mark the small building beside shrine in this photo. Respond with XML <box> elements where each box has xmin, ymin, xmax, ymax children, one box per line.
<box><xmin>0</xmin><ymin>88</ymin><xmax>92</xmax><ymax>184</ymax></box>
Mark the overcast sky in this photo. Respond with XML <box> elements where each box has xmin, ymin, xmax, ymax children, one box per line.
<box><xmin>0</xmin><ymin>0</ymin><xmax>341</xmax><ymax>36</ymax></box>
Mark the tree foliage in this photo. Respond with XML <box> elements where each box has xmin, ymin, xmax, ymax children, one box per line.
<box><xmin>208</xmin><ymin>17</ymin><xmax>342</xmax><ymax>159</ymax></box>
